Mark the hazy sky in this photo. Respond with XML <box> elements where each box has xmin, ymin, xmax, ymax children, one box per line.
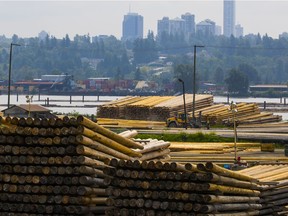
<box><xmin>0</xmin><ymin>1</ymin><xmax>287</xmax><ymax>39</ymax></box>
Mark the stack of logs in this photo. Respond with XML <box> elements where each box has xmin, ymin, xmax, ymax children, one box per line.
<box><xmin>104</xmin><ymin>160</ymin><xmax>277</xmax><ymax>216</ymax></box>
<box><xmin>238</xmin><ymin>164</ymin><xmax>288</xmax><ymax>215</ymax></box>
<box><xmin>0</xmin><ymin>115</ymin><xmax>169</xmax><ymax>215</ymax></box>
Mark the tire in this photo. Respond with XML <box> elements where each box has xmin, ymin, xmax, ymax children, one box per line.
<box><xmin>168</xmin><ymin>122</ymin><xmax>177</xmax><ymax>128</ymax></box>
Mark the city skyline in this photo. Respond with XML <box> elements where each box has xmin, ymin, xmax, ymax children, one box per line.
<box><xmin>0</xmin><ymin>1</ymin><xmax>287</xmax><ymax>40</ymax></box>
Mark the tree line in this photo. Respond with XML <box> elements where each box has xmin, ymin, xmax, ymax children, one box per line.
<box><xmin>0</xmin><ymin>31</ymin><xmax>288</xmax><ymax>95</ymax></box>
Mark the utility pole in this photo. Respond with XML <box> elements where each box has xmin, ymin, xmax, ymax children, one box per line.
<box><xmin>178</xmin><ymin>79</ymin><xmax>187</xmax><ymax>129</ymax></box>
<box><xmin>192</xmin><ymin>45</ymin><xmax>204</xmax><ymax>122</ymax></box>
<box><xmin>8</xmin><ymin>43</ymin><xmax>21</xmax><ymax>108</ymax></box>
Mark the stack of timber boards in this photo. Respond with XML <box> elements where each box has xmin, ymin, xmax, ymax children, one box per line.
<box><xmin>104</xmin><ymin>160</ymin><xmax>270</xmax><ymax>216</ymax></box>
<box><xmin>0</xmin><ymin>115</ymin><xmax>169</xmax><ymax>215</ymax></box>
<box><xmin>97</xmin><ymin>94</ymin><xmax>213</xmax><ymax>121</ymax></box>
<box><xmin>194</xmin><ymin>103</ymin><xmax>282</xmax><ymax>126</ymax></box>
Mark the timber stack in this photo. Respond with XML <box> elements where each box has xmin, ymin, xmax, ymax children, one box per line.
<box><xmin>97</xmin><ymin>95</ymin><xmax>282</xmax><ymax>126</ymax></box>
<box><xmin>0</xmin><ymin>115</ymin><xmax>169</xmax><ymax>215</ymax></box>
<box><xmin>238</xmin><ymin>164</ymin><xmax>288</xmax><ymax>215</ymax></box>
<box><xmin>194</xmin><ymin>103</ymin><xmax>282</xmax><ymax>126</ymax></box>
<box><xmin>104</xmin><ymin>160</ymin><xmax>271</xmax><ymax>216</ymax></box>
<box><xmin>97</xmin><ymin>94</ymin><xmax>213</xmax><ymax>121</ymax></box>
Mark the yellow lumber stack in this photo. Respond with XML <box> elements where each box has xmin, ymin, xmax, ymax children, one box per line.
<box><xmin>194</xmin><ymin>102</ymin><xmax>282</xmax><ymax>126</ymax></box>
<box><xmin>97</xmin><ymin>94</ymin><xmax>213</xmax><ymax>121</ymax></box>
<box><xmin>170</xmin><ymin>142</ymin><xmax>261</xmax><ymax>154</ymax></box>
<box><xmin>97</xmin><ymin>118</ymin><xmax>166</xmax><ymax>129</ymax></box>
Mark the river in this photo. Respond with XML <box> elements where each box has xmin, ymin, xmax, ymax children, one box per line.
<box><xmin>0</xmin><ymin>94</ymin><xmax>287</xmax><ymax>120</ymax></box>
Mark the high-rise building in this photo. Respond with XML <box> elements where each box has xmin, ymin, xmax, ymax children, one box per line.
<box><xmin>169</xmin><ymin>17</ymin><xmax>185</xmax><ymax>36</ymax></box>
<box><xmin>181</xmin><ymin>13</ymin><xmax>195</xmax><ymax>37</ymax></box>
<box><xmin>157</xmin><ymin>17</ymin><xmax>170</xmax><ymax>38</ymax></box>
<box><xmin>223</xmin><ymin>0</ymin><xmax>235</xmax><ymax>37</ymax></box>
<box><xmin>122</xmin><ymin>12</ymin><xmax>143</xmax><ymax>41</ymax></box>
<box><xmin>196</xmin><ymin>19</ymin><xmax>216</xmax><ymax>36</ymax></box>
<box><xmin>157</xmin><ymin>13</ymin><xmax>195</xmax><ymax>41</ymax></box>
<box><xmin>235</xmin><ymin>24</ymin><xmax>244</xmax><ymax>38</ymax></box>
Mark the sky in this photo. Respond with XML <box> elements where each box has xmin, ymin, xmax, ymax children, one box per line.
<box><xmin>0</xmin><ymin>0</ymin><xmax>287</xmax><ymax>40</ymax></box>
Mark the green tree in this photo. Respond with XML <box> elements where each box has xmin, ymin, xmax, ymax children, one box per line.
<box><xmin>213</xmin><ymin>67</ymin><xmax>224</xmax><ymax>84</ymax></box>
<box><xmin>134</xmin><ymin>67</ymin><xmax>141</xmax><ymax>80</ymax></box>
<box><xmin>133</xmin><ymin>31</ymin><xmax>158</xmax><ymax>64</ymax></box>
<box><xmin>174</xmin><ymin>64</ymin><xmax>197</xmax><ymax>93</ymax></box>
<box><xmin>225</xmin><ymin>69</ymin><xmax>249</xmax><ymax>96</ymax></box>
<box><xmin>238</xmin><ymin>64</ymin><xmax>259</xmax><ymax>84</ymax></box>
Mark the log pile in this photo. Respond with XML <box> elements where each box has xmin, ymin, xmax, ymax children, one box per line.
<box><xmin>0</xmin><ymin>115</ymin><xmax>169</xmax><ymax>215</ymax></box>
<box><xmin>104</xmin><ymin>160</ymin><xmax>268</xmax><ymax>216</ymax></box>
<box><xmin>195</xmin><ymin>103</ymin><xmax>282</xmax><ymax>126</ymax></box>
<box><xmin>238</xmin><ymin>164</ymin><xmax>288</xmax><ymax>215</ymax></box>
<box><xmin>97</xmin><ymin>94</ymin><xmax>213</xmax><ymax>121</ymax></box>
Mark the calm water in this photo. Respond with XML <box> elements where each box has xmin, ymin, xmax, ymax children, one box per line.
<box><xmin>0</xmin><ymin>94</ymin><xmax>124</xmax><ymax>115</ymax></box>
<box><xmin>1</xmin><ymin>94</ymin><xmax>287</xmax><ymax>120</ymax></box>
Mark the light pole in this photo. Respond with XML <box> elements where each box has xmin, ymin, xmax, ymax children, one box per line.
<box><xmin>8</xmin><ymin>43</ymin><xmax>21</xmax><ymax>108</ymax></box>
<box><xmin>229</xmin><ymin>101</ymin><xmax>238</xmax><ymax>162</ymax></box>
<box><xmin>178</xmin><ymin>78</ymin><xmax>187</xmax><ymax>129</ymax></box>
<box><xmin>192</xmin><ymin>45</ymin><xmax>204</xmax><ymax>122</ymax></box>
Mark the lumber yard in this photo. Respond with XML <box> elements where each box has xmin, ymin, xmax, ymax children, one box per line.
<box><xmin>0</xmin><ymin>114</ymin><xmax>288</xmax><ymax>215</ymax></box>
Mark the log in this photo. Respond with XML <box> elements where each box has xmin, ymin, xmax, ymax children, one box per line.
<box><xmin>205</xmin><ymin>183</ymin><xmax>261</xmax><ymax>196</ymax></box>
<box><xmin>205</xmin><ymin>162</ymin><xmax>258</xmax><ymax>182</ymax></box>
<box><xmin>76</xmin><ymin>135</ymin><xmax>133</xmax><ymax>160</ymax></box>
<box><xmin>198</xmin><ymin>194</ymin><xmax>260</xmax><ymax>203</ymax></box>
<box><xmin>76</xmin><ymin>128</ymin><xmax>141</xmax><ymax>158</ymax></box>
<box><xmin>77</xmin><ymin>115</ymin><xmax>143</xmax><ymax>149</ymax></box>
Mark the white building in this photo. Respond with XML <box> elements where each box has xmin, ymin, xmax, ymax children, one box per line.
<box><xmin>223</xmin><ymin>0</ymin><xmax>236</xmax><ymax>37</ymax></box>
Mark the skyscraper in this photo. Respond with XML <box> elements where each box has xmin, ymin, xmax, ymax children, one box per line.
<box><xmin>122</xmin><ymin>12</ymin><xmax>143</xmax><ymax>41</ymax></box>
<box><xmin>181</xmin><ymin>13</ymin><xmax>195</xmax><ymax>37</ymax></box>
<box><xmin>157</xmin><ymin>13</ymin><xmax>195</xmax><ymax>41</ymax></box>
<box><xmin>223</xmin><ymin>0</ymin><xmax>235</xmax><ymax>37</ymax></box>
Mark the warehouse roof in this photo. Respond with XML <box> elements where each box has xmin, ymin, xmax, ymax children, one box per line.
<box><xmin>2</xmin><ymin>104</ymin><xmax>51</xmax><ymax>113</ymax></box>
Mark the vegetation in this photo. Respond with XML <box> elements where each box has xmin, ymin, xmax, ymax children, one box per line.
<box><xmin>1</xmin><ymin>32</ymin><xmax>288</xmax><ymax>96</ymax></box>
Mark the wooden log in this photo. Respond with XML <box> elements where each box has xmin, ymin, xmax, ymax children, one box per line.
<box><xmin>119</xmin><ymin>130</ymin><xmax>138</xmax><ymax>138</ymax></box>
<box><xmin>72</xmin><ymin>155</ymin><xmax>106</xmax><ymax>167</ymax></box>
<box><xmin>77</xmin><ymin>126</ymin><xmax>141</xmax><ymax>157</ymax></box>
<box><xmin>199</xmin><ymin>172</ymin><xmax>259</xmax><ymax>189</ymax></box>
<box><xmin>139</xmin><ymin>149</ymin><xmax>170</xmax><ymax>161</ymax></box>
<box><xmin>197</xmin><ymin>203</ymin><xmax>262</xmax><ymax>213</ymax></box>
<box><xmin>137</xmin><ymin>141</ymin><xmax>170</xmax><ymax>154</ymax></box>
<box><xmin>198</xmin><ymin>194</ymin><xmax>260</xmax><ymax>203</ymax></box>
<box><xmin>77</xmin><ymin>115</ymin><xmax>143</xmax><ymax>149</ymax></box>
<box><xmin>205</xmin><ymin>162</ymin><xmax>258</xmax><ymax>182</ymax></box>
<box><xmin>76</xmin><ymin>135</ymin><xmax>133</xmax><ymax>160</ymax></box>
<box><xmin>205</xmin><ymin>183</ymin><xmax>261</xmax><ymax>196</ymax></box>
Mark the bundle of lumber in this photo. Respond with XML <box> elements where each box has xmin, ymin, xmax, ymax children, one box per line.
<box><xmin>97</xmin><ymin>118</ymin><xmax>166</xmax><ymax>129</ymax></box>
<box><xmin>104</xmin><ymin>160</ymin><xmax>270</xmax><ymax>216</ymax></box>
<box><xmin>97</xmin><ymin>94</ymin><xmax>213</xmax><ymax>121</ymax></box>
<box><xmin>155</xmin><ymin>94</ymin><xmax>213</xmax><ymax>117</ymax></box>
<box><xmin>238</xmin><ymin>164</ymin><xmax>288</xmax><ymax>214</ymax></box>
<box><xmin>195</xmin><ymin>102</ymin><xmax>282</xmax><ymax>126</ymax></box>
<box><xmin>169</xmin><ymin>142</ymin><xmax>261</xmax><ymax>154</ymax></box>
<box><xmin>0</xmin><ymin>115</ymin><xmax>154</xmax><ymax>215</ymax></box>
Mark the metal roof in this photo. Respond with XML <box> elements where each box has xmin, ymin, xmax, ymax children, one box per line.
<box><xmin>2</xmin><ymin>104</ymin><xmax>51</xmax><ymax>113</ymax></box>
